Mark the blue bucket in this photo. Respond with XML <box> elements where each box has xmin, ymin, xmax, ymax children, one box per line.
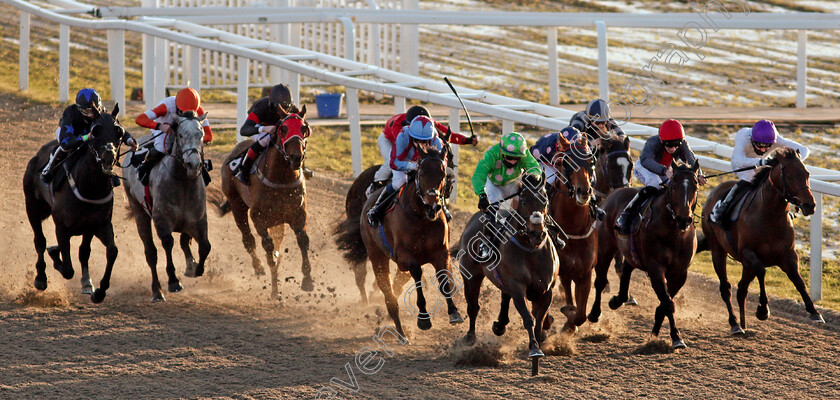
<box><xmin>315</xmin><ymin>93</ymin><xmax>343</xmax><ymax>118</ymax></box>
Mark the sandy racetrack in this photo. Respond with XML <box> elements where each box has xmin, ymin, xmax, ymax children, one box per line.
<box><xmin>2</xmin><ymin>92</ymin><xmax>840</xmax><ymax>399</ymax></box>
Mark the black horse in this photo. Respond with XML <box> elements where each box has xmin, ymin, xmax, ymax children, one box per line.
<box><xmin>23</xmin><ymin>105</ymin><xmax>125</xmax><ymax>303</ymax></box>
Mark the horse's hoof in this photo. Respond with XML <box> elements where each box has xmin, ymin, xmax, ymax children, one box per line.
<box><xmin>542</xmin><ymin>314</ymin><xmax>554</xmax><ymax>331</ymax></box>
<box><xmin>81</xmin><ymin>284</ymin><xmax>94</xmax><ymax>295</ymax></box>
<box><xmin>491</xmin><ymin>321</ymin><xmax>507</xmax><ymax>336</ymax></box>
<box><xmin>730</xmin><ymin>325</ymin><xmax>745</xmax><ymax>335</ymax></box>
<box><xmin>34</xmin><ymin>278</ymin><xmax>47</xmax><ymax>291</ymax></box>
<box><xmin>91</xmin><ymin>289</ymin><xmax>107</xmax><ymax>304</ymax></box>
<box><xmin>624</xmin><ymin>296</ymin><xmax>638</xmax><ymax>306</ymax></box>
<box><xmin>417</xmin><ymin>318</ymin><xmax>432</xmax><ymax>331</ymax></box>
<box><xmin>560</xmin><ymin>305</ymin><xmax>576</xmax><ymax>315</ymax></box>
<box><xmin>194</xmin><ymin>264</ymin><xmax>205</xmax><ymax>277</ymax></box>
<box><xmin>756</xmin><ymin>305</ymin><xmax>769</xmax><ymax>321</ymax></box>
<box><xmin>587</xmin><ymin>310</ymin><xmax>600</xmax><ymax>323</ymax></box>
<box><xmin>301</xmin><ymin>277</ymin><xmax>314</xmax><ymax>292</ymax></box>
<box><xmin>529</xmin><ymin>346</ymin><xmax>545</xmax><ymax>358</ymax></box>
<box><xmin>184</xmin><ymin>262</ymin><xmax>197</xmax><ymax>278</ymax></box>
<box><xmin>254</xmin><ymin>267</ymin><xmax>266</xmax><ymax>276</ymax></box>
<box><xmin>608</xmin><ymin>296</ymin><xmax>624</xmax><ymax>310</ymax></box>
<box><xmin>462</xmin><ymin>333</ymin><xmax>477</xmax><ymax>346</ymax></box>
<box><xmin>152</xmin><ymin>292</ymin><xmax>166</xmax><ymax>302</ymax></box>
<box><xmin>672</xmin><ymin>339</ymin><xmax>687</xmax><ymax>349</ymax></box>
<box><xmin>168</xmin><ymin>281</ymin><xmax>183</xmax><ymax>293</ymax></box>
<box><xmin>449</xmin><ymin>311</ymin><xmax>464</xmax><ymax>324</ymax></box>
<box><xmin>810</xmin><ymin>313</ymin><xmax>825</xmax><ymax>323</ymax></box>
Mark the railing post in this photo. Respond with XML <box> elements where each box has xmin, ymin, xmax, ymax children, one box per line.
<box><xmin>59</xmin><ymin>24</ymin><xmax>69</xmax><ymax>103</ymax></box>
<box><xmin>449</xmin><ymin>108</ymin><xmax>461</xmax><ymax>204</ymax></box>
<box><xmin>394</xmin><ymin>97</ymin><xmax>406</xmax><ymax>115</ymax></box>
<box><xmin>107</xmin><ymin>29</ymin><xmax>125</xmax><ymax>117</ymax></box>
<box><xmin>237</xmin><ymin>57</ymin><xmax>250</xmax><ymax>143</ymax></box>
<box><xmin>154</xmin><ymin>37</ymin><xmax>166</xmax><ymax>104</ymax></box>
<box><xmin>19</xmin><ymin>11</ymin><xmax>30</xmax><ymax>91</ymax></box>
<box><xmin>141</xmin><ymin>0</ymin><xmax>157</xmax><ymax>109</ymax></box>
<box><xmin>809</xmin><ymin>192</ymin><xmax>822</xmax><ymax>301</ymax></box>
<box><xmin>502</xmin><ymin>120</ymin><xmax>513</xmax><ymax>135</ymax></box>
<box><xmin>796</xmin><ymin>30</ymin><xmax>807</xmax><ymax>109</ymax></box>
<box><xmin>402</xmin><ymin>0</ymin><xmax>419</xmax><ymax>75</ymax></box>
<box><xmin>595</xmin><ymin>20</ymin><xmax>609</xmax><ymax>101</ymax></box>
<box><xmin>347</xmin><ymin>88</ymin><xmax>362</xmax><ymax>177</ymax></box>
<box><xmin>547</xmin><ymin>26</ymin><xmax>558</xmax><ymax>106</ymax></box>
<box><xmin>189</xmin><ymin>46</ymin><xmax>201</xmax><ymax>91</ymax></box>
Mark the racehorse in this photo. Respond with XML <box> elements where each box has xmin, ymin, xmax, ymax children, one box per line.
<box><xmin>123</xmin><ymin>111</ymin><xmax>211</xmax><ymax>301</ymax></box>
<box><xmin>593</xmin><ymin>134</ymin><xmax>637</xmax><ymax>305</ymax></box>
<box><xmin>700</xmin><ymin>148</ymin><xmax>822</xmax><ymax>333</ymax></box>
<box><xmin>589</xmin><ymin>161</ymin><xmax>701</xmax><ymax>348</ymax></box>
<box><xmin>549</xmin><ymin>141</ymin><xmax>597</xmax><ymax>333</ymax></box>
<box><xmin>216</xmin><ymin>105</ymin><xmax>314</xmax><ymax>297</ymax></box>
<box><xmin>23</xmin><ymin>104</ymin><xmax>124</xmax><ymax>303</ymax></box>
<box><xmin>457</xmin><ymin>173</ymin><xmax>557</xmax><ymax>375</ymax></box>
<box><xmin>336</xmin><ymin>147</ymin><xmax>462</xmax><ymax>338</ymax></box>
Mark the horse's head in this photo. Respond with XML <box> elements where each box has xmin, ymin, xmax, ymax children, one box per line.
<box><xmin>665</xmin><ymin>160</ymin><xmax>700</xmax><ymax>231</ymax></box>
<box><xmin>274</xmin><ymin>104</ymin><xmax>310</xmax><ymax>171</ymax></box>
<box><xmin>173</xmin><ymin>111</ymin><xmax>206</xmax><ymax>179</ymax></box>
<box><xmin>87</xmin><ymin>104</ymin><xmax>123</xmax><ymax>175</ymax></box>
<box><xmin>518</xmin><ymin>172</ymin><xmax>549</xmax><ymax>245</ymax></box>
<box><xmin>554</xmin><ymin>139</ymin><xmax>595</xmax><ymax>206</ymax></box>
<box><xmin>413</xmin><ymin>146</ymin><xmax>447</xmax><ymax>221</ymax></box>
<box><xmin>597</xmin><ymin>135</ymin><xmax>633</xmax><ymax>190</ymax></box>
<box><xmin>769</xmin><ymin>148</ymin><xmax>815</xmax><ymax>215</ymax></box>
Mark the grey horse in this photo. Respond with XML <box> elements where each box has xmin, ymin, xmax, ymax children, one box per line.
<box><xmin>122</xmin><ymin>111</ymin><xmax>211</xmax><ymax>301</ymax></box>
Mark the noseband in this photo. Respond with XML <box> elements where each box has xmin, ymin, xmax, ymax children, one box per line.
<box><xmin>664</xmin><ymin>170</ymin><xmax>698</xmax><ymax>229</ymax></box>
<box><xmin>271</xmin><ymin>113</ymin><xmax>309</xmax><ymax>168</ymax></box>
<box><xmin>406</xmin><ymin>156</ymin><xmax>445</xmax><ymax>219</ymax></box>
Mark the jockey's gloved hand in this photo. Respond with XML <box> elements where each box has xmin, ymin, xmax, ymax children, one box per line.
<box><xmin>126</xmin><ymin>137</ymin><xmax>138</xmax><ymax>152</ymax></box>
<box><xmin>406</xmin><ymin>162</ymin><xmax>418</xmax><ymax>171</ymax></box>
<box><xmin>478</xmin><ymin>194</ymin><xmax>489</xmax><ymax>212</ymax></box>
<box><xmin>762</xmin><ymin>155</ymin><xmax>779</xmax><ymax>167</ymax></box>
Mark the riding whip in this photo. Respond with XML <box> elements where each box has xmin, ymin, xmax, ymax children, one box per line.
<box><xmin>443</xmin><ymin>77</ymin><xmax>477</xmax><ymax>145</ymax></box>
<box><xmin>703</xmin><ymin>165</ymin><xmax>757</xmax><ymax>179</ymax></box>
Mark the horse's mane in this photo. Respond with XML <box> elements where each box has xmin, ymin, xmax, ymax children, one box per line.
<box><xmin>751</xmin><ymin>147</ymin><xmax>798</xmax><ymax>185</ymax></box>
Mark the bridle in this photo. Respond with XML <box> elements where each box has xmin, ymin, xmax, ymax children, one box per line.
<box><xmin>664</xmin><ymin>169</ymin><xmax>699</xmax><ymax>231</ymax></box>
<box><xmin>86</xmin><ymin>118</ymin><xmax>120</xmax><ymax>174</ymax></box>
<box><xmin>170</xmin><ymin>118</ymin><xmax>203</xmax><ymax>172</ymax></box>
<box><xmin>553</xmin><ymin>147</ymin><xmax>594</xmax><ymax>203</ymax></box>
<box><xmin>403</xmin><ymin>154</ymin><xmax>446</xmax><ymax>220</ymax></box>
<box><xmin>767</xmin><ymin>156</ymin><xmax>811</xmax><ymax>207</ymax></box>
<box><xmin>271</xmin><ymin>113</ymin><xmax>310</xmax><ymax>168</ymax></box>
<box><xmin>599</xmin><ymin>149</ymin><xmax>632</xmax><ymax>190</ymax></box>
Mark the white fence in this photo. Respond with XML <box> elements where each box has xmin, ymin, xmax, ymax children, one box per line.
<box><xmin>6</xmin><ymin>0</ymin><xmax>840</xmax><ymax>301</ymax></box>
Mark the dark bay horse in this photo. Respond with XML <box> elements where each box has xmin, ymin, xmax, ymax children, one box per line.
<box><xmin>23</xmin><ymin>105</ymin><xmax>124</xmax><ymax>303</ymax></box>
<box><xmin>336</xmin><ymin>147</ymin><xmax>462</xmax><ymax>338</ymax></box>
<box><xmin>217</xmin><ymin>105</ymin><xmax>313</xmax><ymax>297</ymax></box>
<box><xmin>548</xmin><ymin>142</ymin><xmax>597</xmax><ymax>333</ymax></box>
<box><xmin>589</xmin><ymin>161</ymin><xmax>701</xmax><ymax>348</ymax></box>
<box><xmin>594</xmin><ymin>135</ymin><xmax>637</xmax><ymax>305</ymax></box>
<box><xmin>123</xmin><ymin>111</ymin><xmax>211</xmax><ymax>301</ymax></box>
<box><xmin>700</xmin><ymin>148</ymin><xmax>821</xmax><ymax>334</ymax></box>
<box><xmin>457</xmin><ymin>173</ymin><xmax>557</xmax><ymax>375</ymax></box>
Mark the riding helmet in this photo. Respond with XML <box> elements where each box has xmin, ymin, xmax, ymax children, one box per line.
<box><xmin>75</xmin><ymin>88</ymin><xmax>102</xmax><ymax>111</ymax></box>
<box><xmin>751</xmin><ymin>120</ymin><xmax>778</xmax><ymax>144</ymax></box>
<box><xmin>269</xmin><ymin>84</ymin><xmax>293</xmax><ymax>109</ymax></box>
<box><xmin>176</xmin><ymin>87</ymin><xmax>201</xmax><ymax>113</ymax></box>
<box><xmin>659</xmin><ymin>119</ymin><xmax>685</xmax><ymax>141</ymax></box>
<box><xmin>405</xmin><ymin>105</ymin><xmax>430</xmax><ymax>124</ymax></box>
<box><xmin>500</xmin><ymin>132</ymin><xmax>528</xmax><ymax>158</ymax></box>
<box><xmin>560</xmin><ymin>126</ymin><xmax>582</xmax><ymax>142</ymax></box>
<box><xmin>585</xmin><ymin>99</ymin><xmax>611</xmax><ymax>122</ymax></box>
<box><xmin>407</xmin><ymin>115</ymin><xmax>436</xmax><ymax>141</ymax></box>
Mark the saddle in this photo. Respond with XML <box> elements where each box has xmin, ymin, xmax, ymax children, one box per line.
<box><xmin>716</xmin><ymin>185</ymin><xmax>758</xmax><ymax>229</ymax></box>
<box><xmin>228</xmin><ymin>148</ymin><xmax>267</xmax><ymax>177</ymax></box>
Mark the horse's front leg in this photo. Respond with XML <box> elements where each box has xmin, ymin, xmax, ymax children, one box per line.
<box><xmin>292</xmin><ymin>223</ymin><xmax>314</xmax><ymax>292</ymax></box>
<box><xmin>511</xmin><ymin>290</ymin><xmax>544</xmax><ymax>375</ymax></box>
<box><xmin>78</xmin><ymin>233</ymin><xmax>94</xmax><ymax>294</ymax></box>
<box><xmin>180</xmin><ymin>233</ymin><xmax>197</xmax><ymax>277</ymax></box>
<box><xmin>53</xmin><ymin>226</ymin><xmax>74</xmax><ymax>280</ymax></box>
<box><xmin>28</xmin><ymin>210</ymin><xmax>49</xmax><ymax>290</ymax></box>
<box><xmin>154</xmin><ymin>220</ymin><xmax>182</xmax><ymax>294</ymax></box>
<box><xmin>779</xmin><ymin>252</ymin><xmax>824</xmax><ymax>323</ymax></box>
<box><xmin>493</xmin><ymin>292</ymin><xmax>511</xmax><ymax>336</ymax></box>
<box><xmin>742</xmin><ymin>250</ymin><xmax>770</xmax><ymax>321</ymax></box>
<box><xmin>253</xmin><ymin>220</ymin><xmax>277</xmax><ymax>297</ymax></box>
<box><xmin>647</xmin><ymin>263</ymin><xmax>683</xmax><ymax>348</ymax></box>
<box><xmin>193</xmin><ymin>217</ymin><xmax>211</xmax><ymax>278</ymax></box>
<box><xmin>432</xmin><ymin>253</ymin><xmax>462</xmax><ymax>324</ymax></box>
<box><xmin>231</xmin><ymin>199</ymin><xmax>262</xmax><ymax>275</ymax></box>
<box><xmin>532</xmin><ymin>288</ymin><xmax>554</xmax><ymax>344</ymax></box>
<box><xmin>407</xmin><ymin>263</ymin><xmax>433</xmax><ymax>331</ymax></box>
<box><xmin>666</xmin><ymin>266</ymin><xmax>688</xmax><ymax>348</ymax></box>
<box><xmin>91</xmin><ymin>223</ymin><xmax>118</xmax><ymax>304</ymax></box>
<box><xmin>615</xmin><ymin>253</ymin><xmax>637</xmax><ymax>305</ymax></box>
<box><xmin>608</xmin><ymin>262</ymin><xmax>634</xmax><ymax>310</ymax></box>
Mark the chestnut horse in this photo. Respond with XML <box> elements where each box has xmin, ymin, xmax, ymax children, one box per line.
<box><xmin>457</xmin><ymin>173</ymin><xmax>558</xmax><ymax>375</ymax></box>
<box><xmin>216</xmin><ymin>105</ymin><xmax>313</xmax><ymax>297</ymax></box>
<box><xmin>336</xmin><ymin>147</ymin><xmax>462</xmax><ymax>338</ymax></box>
<box><xmin>700</xmin><ymin>148</ymin><xmax>822</xmax><ymax>334</ymax></box>
<box><xmin>548</xmin><ymin>141</ymin><xmax>598</xmax><ymax>333</ymax></box>
<box><xmin>23</xmin><ymin>105</ymin><xmax>124</xmax><ymax>303</ymax></box>
<box><xmin>589</xmin><ymin>162</ymin><xmax>701</xmax><ymax>348</ymax></box>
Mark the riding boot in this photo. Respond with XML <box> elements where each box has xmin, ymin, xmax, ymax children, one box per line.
<box><xmin>545</xmin><ymin>215</ymin><xmax>567</xmax><ymax>250</ymax></box>
<box><xmin>441</xmin><ymin>203</ymin><xmax>452</xmax><ymax>222</ymax></box>
<box><xmin>711</xmin><ymin>180</ymin><xmax>751</xmax><ymax>223</ymax></box>
<box><xmin>614</xmin><ymin>186</ymin><xmax>658</xmax><ymax>235</ymax></box>
<box><xmin>137</xmin><ymin>148</ymin><xmax>165</xmax><ymax>186</ymax></box>
<box><xmin>476</xmin><ymin>210</ymin><xmax>499</xmax><ymax>259</ymax></box>
<box><xmin>40</xmin><ymin>147</ymin><xmax>69</xmax><ymax>183</ymax></box>
<box><xmin>367</xmin><ymin>185</ymin><xmax>396</xmax><ymax>227</ymax></box>
<box><xmin>302</xmin><ymin>161</ymin><xmax>314</xmax><ymax>179</ymax></box>
<box><xmin>589</xmin><ymin>198</ymin><xmax>606</xmax><ymax>221</ymax></box>
<box><xmin>236</xmin><ymin>144</ymin><xmax>265</xmax><ymax>185</ymax></box>
<box><xmin>366</xmin><ymin>180</ymin><xmax>388</xmax><ymax>198</ymax></box>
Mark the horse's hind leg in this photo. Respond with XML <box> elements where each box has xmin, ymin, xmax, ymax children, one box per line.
<box><xmin>372</xmin><ymin>254</ymin><xmax>404</xmax><ymax>338</ymax></box>
<box><xmin>132</xmin><ymin>202</ymin><xmax>163</xmax><ymax>301</ymax></box>
<box><xmin>779</xmin><ymin>252</ymin><xmax>824</xmax><ymax>323</ymax></box>
<box><xmin>742</xmin><ymin>250</ymin><xmax>769</xmax><ymax>321</ymax></box>
<box><xmin>26</xmin><ymin>206</ymin><xmax>49</xmax><ymax>290</ymax></box>
<box><xmin>432</xmin><ymin>252</ymin><xmax>462</xmax><ymax>325</ymax></box>
<box><xmin>589</xmin><ymin>242</ymin><xmax>617</xmax><ymax>322</ymax></box>
<box><xmin>532</xmin><ymin>289</ymin><xmax>554</xmax><ymax>344</ymax></box>
<box><xmin>608</xmin><ymin>262</ymin><xmax>634</xmax><ymax>310</ymax></box>
<box><xmin>180</xmin><ymin>234</ymin><xmax>197</xmax><ymax>277</ymax></box>
<box><xmin>573</xmin><ymin>272</ymin><xmax>593</xmax><ymax>328</ymax></box>
<box><xmin>493</xmin><ymin>293</ymin><xmax>511</xmax><ymax>336</ymax></box>
<box><xmin>352</xmin><ymin>262</ymin><xmax>368</xmax><ymax>304</ymax></box>
<box><xmin>91</xmin><ymin>223</ymin><xmax>118</xmax><ymax>304</ymax></box>
<box><xmin>263</xmin><ymin>224</ymin><xmax>282</xmax><ymax>299</ymax></box>
<box><xmin>230</xmin><ymin>199</ymin><xmax>262</xmax><ymax>275</ymax></box>
<box><xmin>560</xmin><ymin>276</ymin><xmax>576</xmax><ymax>333</ymax></box>
<box><xmin>54</xmin><ymin>226</ymin><xmax>75</xmax><ymax>280</ymax></box>
<box><xmin>511</xmin><ymin>291</ymin><xmax>543</xmax><ymax>360</ymax></box>
<box><xmin>709</xmin><ymin>242</ymin><xmax>740</xmax><ymax>334</ymax></box>
<box><xmin>461</xmin><ymin>271</ymin><xmax>484</xmax><ymax>345</ymax></box>
<box><xmin>615</xmin><ymin>254</ymin><xmax>637</xmax><ymax>305</ymax></box>
<box><xmin>154</xmin><ymin>220</ymin><xmax>182</xmax><ymax>294</ymax></box>
<box><xmin>193</xmin><ymin>218</ymin><xmax>211</xmax><ymax>278</ymax></box>
<box><xmin>291</xmin><ymin>223</ymin><xmax>314</xmax><ymax>292</ymax></box>
<box><xmin>78</xmin><ymin>233</ymin><xmax>94</xmax><ymax>294</ymax></box>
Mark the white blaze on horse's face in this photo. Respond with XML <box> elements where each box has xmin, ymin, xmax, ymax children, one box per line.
<box><xmin>176</xmin><ymin>115</ymin><xmax>205</xmax><ymax>179</ymax></box>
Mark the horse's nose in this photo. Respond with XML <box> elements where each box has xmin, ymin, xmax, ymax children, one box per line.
<box><xmin>802</xmin><ymin>203</ymin><xmax>816</xmax><ymax>216</ymax></box>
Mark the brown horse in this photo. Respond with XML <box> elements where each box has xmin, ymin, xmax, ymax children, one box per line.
<box><xmin>700</xmin><ymin>148</ymin><xmax>821</xmax><ymax>334</ymax></box>
<box><xmin>593</xmin><ymin>134</ymin><xmax>638</xmax><ymax>305</ymax></box>
<box><xmin>456</xmin><ymin>173</ymin><xmax>557</xmax><ymax>375</ymax></box>
<box><xmin>589</xmin><ymin>161</ymin><xmax>701</xmax><ymax>348</ymax></box>
<box><xmin>336</xmin><ymin>147</ymin><xmax>462</xmax><ymax>338</ymax></box>
<box><xmin>216</xmin><ymin>105</ymin><xmax>314</xmax><ymax>297</ymax></box>
<box><xmin>548</xmin><ymin>141</ymin><xmax>598</xmax><ymax>333</ymax></box>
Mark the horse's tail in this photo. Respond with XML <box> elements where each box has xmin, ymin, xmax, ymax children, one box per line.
<box><xmin>124</xmin><ymin>203</ymin><xmax>136</xmax><ymax>220</ymax></box>
<box><xmin>696</xmin><ymin>231</ymin><xmax>708</xmax><ymax>254</ymax></box>
<box><xmin>449</xmin><ymin>239</ymin><xmax>462</xmax><ymax>259</ymax></box>
<box><xmin>334</xmin><ymin>217</ymin><xmax>367</xmax><ymax>265</ymax></box>
<box><xmin>206</xmin><ymin>187</ymin><xmax>231</xmax><ymax>216</ymax></box>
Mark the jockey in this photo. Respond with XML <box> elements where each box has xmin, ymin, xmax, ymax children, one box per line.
<box><xmin>614</xmin><ymin>119</ymin><xmax>706</xmax><ymax>235</ymax></box>
<box><xmin>530</xmin><ymin>126</ymin><xmax>606</xmax><ymax>221</ymax></box>
<box><xmin>569</xmin><ymin>99</ymin><xmax>626</xmax><ymax>148</ymax></box>
<box><xmin>41</xmin><ymin>88</ymin><xmax>137</xmax><ymax>183</ymax></box>
<box><xmin>710</xmin><ymin>119</ymin><xmax>810</xmax><ymax>223</ymax></box>
<box><xmin>366</xmin><ymin>115</ymin><xmax>447</xmax><ymax>227</ymax></box>
<box><xmin>134</xmin><ymin>87</ymin><xmax>212</xmax><ymax>186</ymax></box>
<box><xmin>236</xmin><ymin>84</ymin><xmax>314</xmax><ymax>184</ymax></box>
<box><xmin>370</xmin><ymin>105</ymin><xmax>478</xmax><ymax>194</ymax></box>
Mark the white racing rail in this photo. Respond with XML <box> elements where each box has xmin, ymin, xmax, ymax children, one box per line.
<box><xmin>7</xmin><ymin>0</ymin><xmax>840</xmax><ymax>300</ymax></box>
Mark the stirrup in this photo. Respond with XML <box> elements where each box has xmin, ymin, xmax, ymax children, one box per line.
<box><xmin>366</xmin><ymin>208</ymin><xmax>380</xmax><ymax>227</ymax></box>
<box><xmin>303</xmin><ymin>167</ymin><xmax>314</xmax><ymax>179</ymax></box>
<box><xmin>236</xmin><ymin>170</ymin><xmax>251</xmax><ymax>185</ymax></box>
